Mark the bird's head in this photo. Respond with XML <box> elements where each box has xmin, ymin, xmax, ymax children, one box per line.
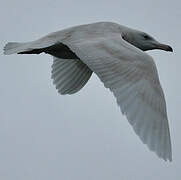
<box><xmin>122</xmin><ymin>29</ymin><xmax>173</xmax><ymax>52</ymax></box>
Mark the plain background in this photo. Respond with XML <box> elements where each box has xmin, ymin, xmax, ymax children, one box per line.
<box><xmin>0</xmin><ymin>0</ymin><xmax>180</xmax><ymax>179</ymax></box>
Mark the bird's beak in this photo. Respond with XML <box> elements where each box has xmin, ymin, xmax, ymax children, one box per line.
<box><xmin>156</xmin><ymin>43</ymin><xmax>173</xmax><ymax>52</ymax></box>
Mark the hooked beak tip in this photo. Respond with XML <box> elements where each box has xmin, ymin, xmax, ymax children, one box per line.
<box><xmin>157</xmin><ymin>43</ymin><xmax>173</xmax><ymax>52</ymax></box>
<box><xmin>165</xmin><ymin>45</ymin><xmax>173</xmax><ymax>52</ymax></box>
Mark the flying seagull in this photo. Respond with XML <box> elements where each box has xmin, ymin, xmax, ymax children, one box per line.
<box><xmin>4</xmin><ymin>22</ymin><xmax>173</xmax><ymax>161</ymax></box>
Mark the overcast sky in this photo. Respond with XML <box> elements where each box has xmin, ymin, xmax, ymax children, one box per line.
<box><xmin>0</xmin><ymin>0</ymin><xmax>181</xmax><ymax>179</ymax></box>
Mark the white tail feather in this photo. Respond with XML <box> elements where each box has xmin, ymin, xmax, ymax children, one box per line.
<box><xmin>3</xmin><ymin>42</ymin><xmax>31</xmax><ymax>55</ymax></box>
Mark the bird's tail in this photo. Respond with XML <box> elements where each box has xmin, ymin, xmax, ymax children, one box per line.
<box><xmin>3</xmin><ymin>42</ymin><xmax>31</xmax><ymax>55</ymax></box>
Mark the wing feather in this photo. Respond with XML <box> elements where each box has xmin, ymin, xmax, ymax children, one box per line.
<box><xmin>62</xmin><ymin>35</ymin><xmax>172</xmax><ymax>161</ymax></box>
<box><xmin>51</xmin><ymin>57</ymin><xmax>92</xmax><ymax>95</ymax></box>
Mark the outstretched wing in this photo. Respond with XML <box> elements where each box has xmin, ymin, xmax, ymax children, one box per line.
<box><xmin>62</xmin><ymin>35</ymin><xmax>172</xmax><ymax>161</ymax></box>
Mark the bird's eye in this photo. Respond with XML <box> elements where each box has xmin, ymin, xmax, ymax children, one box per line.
<box><xmin>143</xmin><ymin>35</ymin><xmax>150</xmax><ymax>40</ymax></box>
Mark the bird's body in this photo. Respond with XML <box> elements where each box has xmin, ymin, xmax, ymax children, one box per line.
<box><xmin>4</xmin><ymin>22</ymin><xmax>173</xmax><ymax>161</ymax></box>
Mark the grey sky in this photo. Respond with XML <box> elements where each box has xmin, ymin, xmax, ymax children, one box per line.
<box><xmin>0</xmin><ymin>0</ymin><xmax>180</xmax><ymax>179</ymax></box>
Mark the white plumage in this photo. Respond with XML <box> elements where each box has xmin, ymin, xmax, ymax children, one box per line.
<box><xmin>4</xmin><ymin>22</ymin><xmax>172</xmax><ymax>161</ymax></box>
<box><xmin>51</xmin><ymin>57</ymin><xmax>92</xmax><ymax>94</ymax></box>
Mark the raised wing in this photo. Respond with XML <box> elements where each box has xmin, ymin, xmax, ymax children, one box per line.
<box><xmin>62</xmin><ymin>35</ymin><xmax>172</xmax><ymax>161</ymax></box>
<box><xmin>51</xmin><ymin>57</ymin><xmax>92</xmax><ymax>94</ymax></box>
